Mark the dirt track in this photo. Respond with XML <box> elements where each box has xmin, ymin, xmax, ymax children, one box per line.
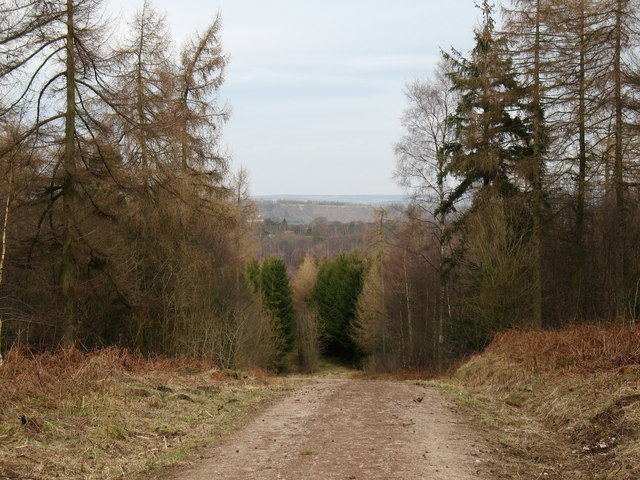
<box><xmin>176</xmin><ymin>378</ymin><xmax>489</xmax><ymax>480</ymax></box>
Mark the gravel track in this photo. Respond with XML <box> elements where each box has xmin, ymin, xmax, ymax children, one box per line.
<box><xmin>177</xmin><ymin>378</ymin><xmax>488</xmax><ymax>480</ymax></box>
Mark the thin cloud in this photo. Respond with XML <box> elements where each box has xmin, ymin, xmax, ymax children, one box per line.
<box><xmin>108</xmin><ymin>0</ymin><xmax>480</xmax><ymax>195</ymax></box>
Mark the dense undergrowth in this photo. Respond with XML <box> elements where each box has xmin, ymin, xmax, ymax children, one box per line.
<box><xmin>0</xmin><ymin>348</ymin><xmax>292</xmax><ymax>479</ymax></box>
<box><xmin>443</xmin><ymin>324</ymin><xmax>640</xmax><ymax>479</ymax></box>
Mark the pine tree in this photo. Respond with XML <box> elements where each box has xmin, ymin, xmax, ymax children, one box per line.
<box><xmin>443</xmin><ymin>0</ymin><xmax>533</xmax><ymax>210</ymax></box>
<box><xmin>312</xmin><ymin>253</ymin><xmax>366</xmax><ymax>361</ymax></box>
<box><xmin>260</xmin><ymin>256</ymin><xmax>295</xmax><ymax>356</ymax></box>
<box><xmin>441</xmin><ymin>1</ymin><xmax>538</xmax><ymax>342</ymax></box>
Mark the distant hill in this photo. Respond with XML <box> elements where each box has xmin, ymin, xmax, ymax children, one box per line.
<box><xmin>254</xmin><ymin>194</ymin><xmax>408</xmax><ymax>205</ymax></box>
<box><xmin>255</xmin><ymin>199</ymin><xmax>376</xmax><ymax>224</ymax></box>
<box><xmin>253</xmin><ymin>195</ymin><xmax>408</xmax><ymax>224</ymax></box>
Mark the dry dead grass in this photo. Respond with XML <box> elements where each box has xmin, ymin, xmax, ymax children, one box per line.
<box><xmin>441</xmin><ymin>324</ymin><xmax>640</xmax><ymax>479</ymax></box>
<box><xmin>487</xmin><ymin>323</ymin><xmax>640</xmax><ymax>372</ymax></box>
<box><xmin>0</xmin><ymin>347</ymin><xmax>293</xmax><ymax>479</ymax></box>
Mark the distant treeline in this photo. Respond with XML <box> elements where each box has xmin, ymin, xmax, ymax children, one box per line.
<box><xmin>261</xmin><ymin>199</ymin><xmax>353</xmax><ymax>207</ymax></box>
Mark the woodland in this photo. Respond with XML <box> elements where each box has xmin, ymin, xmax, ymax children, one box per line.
<box><xmin>1</xmin><ymin>0</ymin><xmax>640</xmax><ymax>374</ymax></box>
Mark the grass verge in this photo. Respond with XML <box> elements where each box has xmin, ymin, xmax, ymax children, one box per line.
<box><xmin>434</xmin><ymin>324</ymin><xmax>640</xmax><ymax>479</ymax></box>
<box><xmin>0</xmin><ymin>347</ymin><xmax>295</xmax><ymax>479</ymax></box>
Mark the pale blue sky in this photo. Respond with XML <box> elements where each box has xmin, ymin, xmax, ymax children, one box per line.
<box><xmin>108</xmin><ymin>1</ymin><xmax>481</xmax><ymax>195</ymax></box>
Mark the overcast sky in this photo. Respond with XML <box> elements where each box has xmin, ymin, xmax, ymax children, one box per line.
<box><xmin>108</xmin><ymin>1</ymin><xmax>481</xmax><ymax>196</ymax></box>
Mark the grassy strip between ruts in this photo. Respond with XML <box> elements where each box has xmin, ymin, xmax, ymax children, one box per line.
<box><xmin>431</xmin><ymin>324</ymin><xmax>640</xmax><ymax>480</ymax></box>
<box><xmin>0</xmin><ymin>347</ymin><xmax>298</xmax><ymax>480</ymax></box>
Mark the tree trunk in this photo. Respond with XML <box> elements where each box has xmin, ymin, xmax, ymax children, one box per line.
<box><xmin>135</xmin><ymin>6</ymin><xmax>149</xmax><ymax>174</ymax></box>
<box><xmin>575</xmin><ymin>0</ymin><xmax>587</xmax><ymax>319</ymax></box>
<box><xmin>613</xmin><ymin>0</ymin><xmax>625</xmax><ymax>315</ymax></box>
<box><xmin>60</xmin><ymin>0</ymin><xmax>77</xmax><ymax>346</ymax></box>
<box><xmin>436</xmin><ymin>230</ymin><xmax>446</xmax><ymax>371</ymax></box>
<box><xmin>0</xmin><ymin>158</ymin><xmax>13</xmax><ymax>364</ymax></box>
<box><xmin>402</xmin><ymin>246</ymin><xmax>413</xmax><ymax>364</ymax></box>
<box><xmin>531</xmin><ymin>0</ymin><xmax>543</xmax><ymax>329</ymax></box>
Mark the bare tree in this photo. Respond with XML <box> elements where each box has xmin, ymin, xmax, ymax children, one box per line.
<box><xmin>0</xmin><ymin>122</ymin><xmax>16</xmax><ymax>364</ymax></box>
<box><xmin>394</xmin><ymin>61</ymin><xmax>458</xmax><ymax>370</ymax></box>
<box><xmin>607</xmin><ymin>0</ymin><xmax>636</xmax><ymax>311</ymax></box>
<box><xmin>537</xmin><ymin>0</ymin><xmax>628</xmax><ymax>316</ymax></box>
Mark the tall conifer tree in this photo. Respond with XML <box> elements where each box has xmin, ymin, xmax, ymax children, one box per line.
<box><xmin>260</xmin><ymin>256</ymin><xmax>295</xmax><ymax>356</ymax></box>
<box><xmin>443</xmin><ymin>0</ymin><xmax>533</xmax><ymax>210</ymax></box>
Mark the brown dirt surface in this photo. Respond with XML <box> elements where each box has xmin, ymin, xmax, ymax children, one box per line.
<box><xmin>174</xmin><ymin>378</ymin><xmax>490</xmax><ymax>480</ymax></box>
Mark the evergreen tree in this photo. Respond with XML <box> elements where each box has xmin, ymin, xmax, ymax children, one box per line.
<box><xmin>260</xmin><ymin>256</ymin><xmax>295</xmax><ymax>355</ymax></box>
<box><xmin>442</xmin><ymin>0</ymin><xmax>533</xmax><ymax>211</ymax></box>
<box><xmin>440</xmin><ymin>1</ymin><xmax>539</xmax><ymax>341</ymax></box>
<box><xmin>244</xmin><ymin>259</ymin><xmax>262</xmax><ymax>294</ymax></box>
<box><xmin>312</xmin><ymin>253</ymin><xmax>366</xmax><ymax>361</ymax></box>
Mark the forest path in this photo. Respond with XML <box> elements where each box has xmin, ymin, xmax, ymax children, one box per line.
<box><xmin>174</xmin><ymin>378</ymin><xmax>489</xmax><ymax>480</ymax></box>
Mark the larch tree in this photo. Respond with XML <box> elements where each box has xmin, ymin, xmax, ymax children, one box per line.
<box><xmin>0</xmin><ymin>0</ymin><xmax>116</xmax><ymax>345</ymax></box>
<box><xmin>176</xmin><ymin>14</ymin><xmax>229</xmax><ymax>178</ymax></box>
<box><xmin>503</xmin><ymin>0</ymin><xmax>559</xmax><ymax>327</ymax></box>
<box><xmin>113</xmin><ymin>0</ymin><xmax>174</xmax><ymax>187</ymax></box>
<box><xmin>292</xmin><ymin>254</ymin><xmax>320</xmax><ymax>373</ymax></box>
<box><xmin>556</xmin><ymin>0</ymin><xmax>606</xmax><ymax>314</ymax></box>
<box><xmin>353</xmin><ymin>257</ymin><xmax>386</xmax><ymax>365</ymax></box>
<box><xmin>555</xmin><ymin>0</ymin><xmax>640</xmax><ymax>313</ymax></box>
<box><xmin>106</xmin><ymin>0</ymin><xmax>182</xmax><ymax>347</ymax></box>
<box><xmin>543</xmin><ymin>0</ymin><xmax>618</xmax><ymax>315</ymax></box>
<box><xmin>604</xmin><ymin>0</ymin><xmax>636</xmax><ymax>311</ymax></box>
